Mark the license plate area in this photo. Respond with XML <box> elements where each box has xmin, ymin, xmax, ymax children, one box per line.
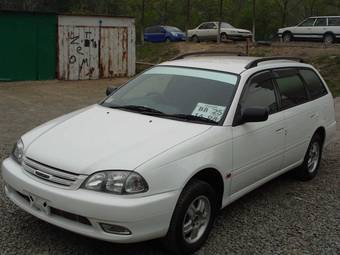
<box><xmin>25</xmin><ymin>191</ymin><xmax>51</xmax><ymax>215</ymax></box>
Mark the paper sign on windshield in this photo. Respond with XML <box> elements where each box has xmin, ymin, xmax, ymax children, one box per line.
<box><xmin>192</xmin><ymin>103</ymin><xmax>226</xmax><ymax>122</ymax></box>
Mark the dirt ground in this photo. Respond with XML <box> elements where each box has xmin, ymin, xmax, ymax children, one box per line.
<box><xmin>173</xmin><ymin>41</ymin><xmax>340</xmax><ymax>58</ymax></box>
<box><xmin>0</xmin><ymin>76</ymin><xmax>339</xmax><ymax>254</ymax></box>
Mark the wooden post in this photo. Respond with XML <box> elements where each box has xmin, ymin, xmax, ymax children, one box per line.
<box><xmin>141</xmin><ymin>0</ymin><xmax>145</xmax><ymax>44</ymax></box>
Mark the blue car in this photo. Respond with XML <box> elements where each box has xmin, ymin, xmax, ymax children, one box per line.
<box><xmin>144</xmin><ymin>26</ymin><xmax>186</xmax><ymax>42</ymax></box>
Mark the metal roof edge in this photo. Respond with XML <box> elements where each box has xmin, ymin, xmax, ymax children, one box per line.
<box><xmin>0</xmin><ymin>9</ymin><xmax>134</xmax><ymax>19</ymax></box>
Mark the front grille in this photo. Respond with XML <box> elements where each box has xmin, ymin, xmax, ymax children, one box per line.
<box><xmin>22</xmin><ymin>157</ymin><xmax>85</xmax><ymax>189</ymax></box>
<box><xmin>50</xmin><ymin>207</ymin><xmax>91</xmax><ymax>226</ymax></box>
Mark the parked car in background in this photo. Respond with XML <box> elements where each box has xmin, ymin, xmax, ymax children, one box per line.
<box><xmin>278</xmin><ymin>16</ymin><xmax>340</xmax><ymax>44</ymax></box>
<box><xmin>187</xmin><ymin>22</ymin><xmax>252</xmax><ymax>42</ymax></box>
<box><xmin>2</xmin><ymin>52</ymin><xmax>336</xmax><ymax>254</ymax></box>
<box><xmin>144</xmin><ymin>25</ymin><xmax>186</xmax><ymax>42</ymax></box>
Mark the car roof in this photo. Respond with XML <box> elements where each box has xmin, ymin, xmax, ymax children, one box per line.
<box><xmin>309</xmin><ymin>16</ymin><xmax>340</xmax><ymax>18</ymax></box>
<box><xmin>159</xmin><ymin>56</ymin><xmax>310</xmax><ymax>75</ymax></box>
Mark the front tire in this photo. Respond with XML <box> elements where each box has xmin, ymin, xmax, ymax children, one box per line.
<box><xmin>282</xmin><ymin>32</ymin><xmax>292</xmax><ymax>43</ymax></box>
<box><xmin>220</xmin><ymin>33</ymin><xmax>228</xmax><ymax>42</ymax></box>
<box><xmin>295</xmin><ymin>133</ymin><xmax>322</xmax><ymax>181</ymax></box>
<box><xmin>191</xmin><ymin>35</ymin><xmax>200</xmax><ymax>43</ymax></box>
<box><xmin>162</xmin><ymin>180</ymin><xmax>217</xmax><ymax>254</ymax></box>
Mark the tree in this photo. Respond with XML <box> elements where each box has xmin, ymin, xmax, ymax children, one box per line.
<box><xmin>141</xmin><ymin>0</ymin><xmax>145</xmax><ymax>44</ymax></box>
<box><xmin>252</xmin><ymin>0</ymin><xmax>256</xmax><ymax>42</ymax></box>
<box><xmin>185</xmin><ymin>0</ymin><xmax>191</xmax><ymax>30</ymax></box>
<box><xmin>217</xmin><ymin>0</ymin><xmax>223</xmax><ymax>43</ymax></box>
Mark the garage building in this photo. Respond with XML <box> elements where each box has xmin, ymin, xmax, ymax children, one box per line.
<box><xmin>0</xmin><ymin>11</ymin><xmax>136</xmax><ymax>81</ymax></box>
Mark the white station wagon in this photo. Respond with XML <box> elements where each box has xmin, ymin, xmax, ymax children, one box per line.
<box><xmin>2</xmin><ymin>53</ymin><xmax>336</xmax><ymax>254</ymax></box>
<box><xmin>278</xmin><ymin>16</ymin><xmax>340</xmax><ymax>44</ymax></box>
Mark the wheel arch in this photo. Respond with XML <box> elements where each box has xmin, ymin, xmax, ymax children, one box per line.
<box><xmin>324</xmin><ymin>31</ymin><xmax>335</xmax><ymax>37</ymax></box>
<box><xmin>324</xmin><ymin>31</ymin><xmax>335</xmax><ymax>41</ymax></box>
<box><xmin>314</xmin><ymin>126</ymin><xmax>326</xmax><ymax>146</ymax></box>
<box><xmin>282</xmin><ymin>30</ymin><xmax>292</xmax><ymax>36</ymax></box>
<box><xmin>182</xmin><ymin>168</ymin><xmax>225</xmax><ymax>209</ymax></box>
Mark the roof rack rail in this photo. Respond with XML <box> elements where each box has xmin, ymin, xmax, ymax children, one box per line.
<box><xmin>171</xmin><ymin>51</ymin><xmax>247</xmax><ymax>61</ymax></box>
<box><xmin>245</xmin><ymin>57</ymin><xmax>304</xmax><ymax>69</ymax></box>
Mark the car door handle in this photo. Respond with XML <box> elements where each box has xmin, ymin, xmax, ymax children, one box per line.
<box><xmin>310</xmin><ymin>113</ymin><xmax>319</xmax><ymax>119</ymax></box>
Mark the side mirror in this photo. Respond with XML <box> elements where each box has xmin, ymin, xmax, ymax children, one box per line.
<box><xmin>241</xmin><ymin>107</ymin><xmax>269</xmax><ymax>123</ymax></box>
<box><xmin>106</xmin><ymin>86</ymin><xmax>118</xmax><ymax>96</ymax></box>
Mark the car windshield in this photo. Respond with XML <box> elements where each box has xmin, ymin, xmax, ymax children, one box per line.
<box><xmin>101</xmin><ymin>66</ymin><xmax>239</xmax><ymax>124</ymax></box>
<box><xmin>221</xmin><ymin>22</ymin><xmax>234</xmax><ymax>28</ymax></box>
<box><xmin>165</xmin><ymin>26</ymin><xmax>182</xmax><ymax>32</ymax></box>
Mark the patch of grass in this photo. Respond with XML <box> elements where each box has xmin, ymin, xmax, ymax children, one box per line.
<box><xmin>136</xmin><ymin>42</ymin><xmax>180</xmax><ymax>73</ymax></box>
<box><xmin>249</xmin><ymin>47</ymin><xmax>272</xmax><ymax>57</ymax></box>
<box><xmin>308</xmin><ymin>55</ymin><xmax>340</xmax><ymax>96</ymax></box>
<box><xmin>135</xmin><ymin>43</ymin><xmax>340</xmax><ymax>97</ymax></box>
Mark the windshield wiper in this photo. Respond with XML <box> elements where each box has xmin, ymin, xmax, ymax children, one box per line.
<box><xmin>108</xmin><ymin>105</ymin><xmax>218</xmax><ymax>124</ymax></box>
<box><xmin>168</xmin><ymin>114</ymin><xmax>219</xmax><ymax>124</ymax></box>
<box><xmin>109</xmin><ymin>105</ymin><xmax>164</xmax><ymax>114</ymax></box>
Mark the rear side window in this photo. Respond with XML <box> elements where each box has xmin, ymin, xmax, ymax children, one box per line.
<box><xmin>275</xmin><ymin>74</ymin><xmax>308</xmax><ymax>109</ymax></box>
<box><xmin>206</xmin><ymin>23</ymin><xmax>217</xmax><ymax>29</ymax></box>
<box><xmin>241</xmin><ymin>72</ymin><xmax>278</xmax><ymax>114</ymax></box>
<box><xmin>328</xmin><ymin>18</ymin><xmax>340</xmax><ymax>26</ymax></box>
<box><xmin>315</xmin><ymin>18</ymin><xmax>327</xmax><ymax>27</ymax></box>
<box><xmin>300</xmin><ymin>69</ymin><xmax>327</xmax><ymax>99</ymax></box>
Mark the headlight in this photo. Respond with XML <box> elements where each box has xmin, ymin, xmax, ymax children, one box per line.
<box><xmin>82</xmin><ymin>171</ymin><xmax>148</xmax><ymax>195</ymax></box>
<box><xmin>171</xmin><ymin>32</ymin><xmax>178</xmax><ymax>36</ymax></box>
<box><xmin>12</xmin><ymin>139</ymin><xmax>24</xmax><ymax>164</ymax></box>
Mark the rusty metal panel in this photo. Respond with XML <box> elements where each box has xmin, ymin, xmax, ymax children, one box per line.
<box><xmin>58</xmin><ymin>15</ymin><xmax>135</xmax><ymax>80</ymax></box>
<box><xmin>100</xmin><ymin>27</ymin><xmax>128</xmax><ymax>78</ymax></box>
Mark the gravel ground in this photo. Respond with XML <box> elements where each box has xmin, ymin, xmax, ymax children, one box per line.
<box><xmin>0</xmin><ymin>80</ymin><xmax>339</xmax><ymax>255</ymax></box>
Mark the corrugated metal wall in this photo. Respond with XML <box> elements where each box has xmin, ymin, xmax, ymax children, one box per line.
<box><xmin>0</xmin><ymin>12</ymin><xmax>56</xmax><ymax>81</ymax></box>
<box><xmin>58</xmin><ymin>15</ymin><xmax>135</xmax><ymax>80</ymax></box>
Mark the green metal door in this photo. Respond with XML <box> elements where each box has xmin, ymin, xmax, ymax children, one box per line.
<box><xmin>0</xmin><ymin>12</ymin><xmax>56</xmax><ymax>81</ymax></box>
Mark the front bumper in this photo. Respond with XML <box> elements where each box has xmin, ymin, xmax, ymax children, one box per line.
<box><xmin>173</xmin><ymin>36</ymin><xmax>186</xmax><ymax>41</ymax></box>
<box><xmin>2</xmin><ymin>157</ymin><xmax>179</xmax><ymax>243</ymax></box>
<box><xmin>228</xmin><ymin>34</ymin><xmax>252</xmax><ymax>40</ymax></box>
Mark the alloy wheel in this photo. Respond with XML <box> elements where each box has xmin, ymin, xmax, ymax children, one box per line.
<box><xmin>182</xmin><ymin>195</ymin><xmax>211</xmax><ymax>244</ymax></box>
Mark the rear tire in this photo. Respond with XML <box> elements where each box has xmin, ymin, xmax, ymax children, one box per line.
<box><xmin>162</xmin><ymin>180</ymin><xmax>217</xmax><ymax>255</ymax></box>
<box><xmin>165</xmin><ymin>37</ymin><xmax>172</xmax><ymax>43</ymax></box>
<box><xmin>324</xmin><ymin>33</ymin><xmax>334</xmax><ymax>44</ymax></box>
<box><xmin>295</xmin><ymin>133</ymin><xmax>322</xmax><ymax>181</ymax></box>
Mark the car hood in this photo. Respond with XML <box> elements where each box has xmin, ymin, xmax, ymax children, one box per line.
<box><xmin>278</xmin><ymin>26</ymin><xmax>295</xmax><ymax>32</ymax></box>
<box><xmin>24</xmin><ymin>105</ymin><xmax>211</xmax><ymax>175</ymax></box>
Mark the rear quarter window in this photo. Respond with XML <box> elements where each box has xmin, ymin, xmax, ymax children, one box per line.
<box><xmin>299</xmin><ymin>69</ymin><xmax>328</xmax><ymax>100</ymax></box>
<box><xmin>328</xmin><ymin>17</ymin><xmax>340</xmax><ymax>26</ymax></box>
<box><xmin>275</xmin><ymin>73</ymin><xmax>308</xmax><ymax>109</ymax></box>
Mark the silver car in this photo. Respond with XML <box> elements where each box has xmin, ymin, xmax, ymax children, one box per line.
<box><xmin>187</xmin><ymin>22</ymin><xmax>252</xmax><ymax>42</ymax></box>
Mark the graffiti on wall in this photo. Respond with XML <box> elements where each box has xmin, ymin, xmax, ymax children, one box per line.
<box><xmin>58</xmin><ymin>24</ymin><xmax>132</xmax><ymax>80</ymax></box>
<box><xmin>67</xmin><ymin>30</ymin><xmax>98</xmax><ymax>79</ymax></box>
